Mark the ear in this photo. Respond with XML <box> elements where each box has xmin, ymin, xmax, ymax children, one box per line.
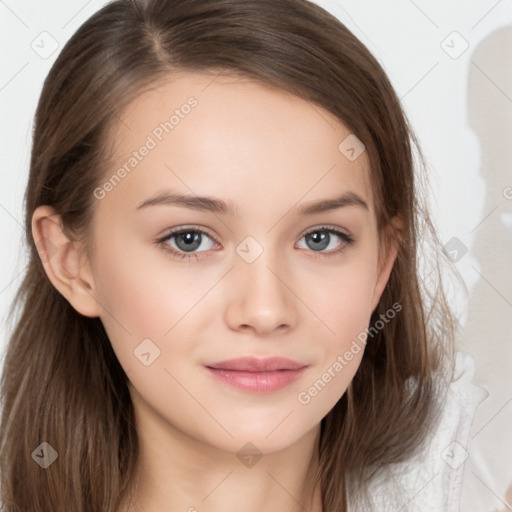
<box><xmin>31</xmin><ymin>205</ymin><xmax>101</xmax><ymax>318</ymax></box>
<box><xmin>370</xmin><ymin>217</ymin><xmax>402</xmax><ymax>312</ymax></box>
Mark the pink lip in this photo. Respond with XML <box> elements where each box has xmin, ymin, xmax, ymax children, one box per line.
<box><xmin>204</xmin><ymin>357</ymin><xmax>308</xmax><ymax>393</ymax></box>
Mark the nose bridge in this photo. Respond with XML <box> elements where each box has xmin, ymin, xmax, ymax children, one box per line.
<box><xmin>225</xmin><ymin>234</ymin><xmax>297</xmax><ymax>334</ymax></box>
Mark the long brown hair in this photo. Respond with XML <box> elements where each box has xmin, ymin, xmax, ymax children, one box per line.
<box><xmin>0</xmin><ymin>1</ymin><xmax>456</xmax><ymax>510</ymax></box>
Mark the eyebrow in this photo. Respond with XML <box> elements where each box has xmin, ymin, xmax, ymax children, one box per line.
<box><xmin>135</xmin><ymin>190</ymin><xmax>368</xmax><ymax>215</ymax></box>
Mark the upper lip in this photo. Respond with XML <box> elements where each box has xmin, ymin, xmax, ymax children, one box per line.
<box><xmin>205</xmin><ymin>356</ymin><xmax>308</xmax><ymax>372</ymax></box>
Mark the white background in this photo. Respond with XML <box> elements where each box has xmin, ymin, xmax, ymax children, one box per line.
<box><xmin>1</xmin><ymin>1</ymin><xmax>511</xmax><ymax>510</ymax></box>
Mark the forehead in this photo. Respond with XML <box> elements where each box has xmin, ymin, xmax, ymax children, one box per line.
<box><xmin>99</xmin><ymin>71</ymin><xmax>374</xmax><ymax>220</ymax></box>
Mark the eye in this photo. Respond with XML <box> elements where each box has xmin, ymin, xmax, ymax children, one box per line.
<box><xmin>296</xmin><ymin>225</ymin><xmax>355</xmax><ymax>257</ymax></box>
<box><xmin>155</xmin><ymin>224</ymin><xmax>356</xmax><ymax>262</ymax></box>
<box><xmin>155</xmin><ymin>226</ymin><xmax>219</xmax><ymax>261</ymax></box>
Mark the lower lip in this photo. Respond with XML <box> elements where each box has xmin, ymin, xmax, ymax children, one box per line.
<box><xmin>204</xmin><ymin>366</ymin><xmax>308</xmax><ymax>393</ymax></box>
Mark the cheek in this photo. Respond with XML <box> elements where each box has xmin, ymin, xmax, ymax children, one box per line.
<box><xmin>301</xmin><ymin>253</ymin><xmax>378</xmax><ymax>340</ymax></box>
<box><xmin>92</xmin><ymin>235</ymin><xmax>217</xmax><ymax>370</ymax></box>
<box><xmin>295</xmin><ymin>252</ymin><xmax>378</xmax><ymax>388</ymax></box>
<box><xmin>292</xmin><ymin>272</ymin><xmax>374</xmax><ymax>417</ymax></box>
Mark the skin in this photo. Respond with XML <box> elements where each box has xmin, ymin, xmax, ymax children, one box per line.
<box><xmin>32</xmin><ymin>71</ymin><xmax>398</xmax><ymax>512</ymax></box>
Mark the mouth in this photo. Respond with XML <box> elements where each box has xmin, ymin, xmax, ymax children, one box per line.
<box><xmin>204</xmin><ymin>356</ymin><xmax>308</xmax><ymax>393</ymax></box>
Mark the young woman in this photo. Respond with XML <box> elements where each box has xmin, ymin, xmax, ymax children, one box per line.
<box><xmin>0</xmin><ymin>0</ymin><xmax>482</xmax><ymax>510</ymax></box>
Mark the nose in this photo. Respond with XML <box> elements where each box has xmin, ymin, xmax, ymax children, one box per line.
<box><xmin>224</xmin><ymin>247</ymin><xmax>298</xmax><ymax>337</ymax></box>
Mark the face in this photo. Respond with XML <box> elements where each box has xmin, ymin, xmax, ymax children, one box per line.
<box><xmin>79</xmin><ymin>71</ymin><xmax>396</xmax><ymax>454</ymax></box>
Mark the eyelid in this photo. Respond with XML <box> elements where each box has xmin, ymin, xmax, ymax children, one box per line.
<box><xmin>156</xmin><ymin>224</ymin><xmax>220</xmax><ymax>244</ymax></box>
<box><xmin>157</xmin><ymin>224</ymin><xmax>352</xmax><ymax>244</ymax></box>
<box><xmin>299</xmin><ymin>223</ymin><xmax>352</xmax><ymax>238</ymax></box>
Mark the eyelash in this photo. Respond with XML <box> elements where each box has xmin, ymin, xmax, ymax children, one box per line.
<box><xmin>155</xmin><ymin>225</ymin><xmax>356</xmax><ymax>261</ymax></box>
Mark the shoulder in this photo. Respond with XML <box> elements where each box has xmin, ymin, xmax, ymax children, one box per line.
<box><xmin>350</xmin><ymin>352</ymin><xmax>487</xmax><ymax>512</ymax></box>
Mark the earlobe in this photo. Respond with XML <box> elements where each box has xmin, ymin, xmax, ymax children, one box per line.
<box><xmin>31</xmin><ymin>205</ymin><xmax>100</xmax><ymax>318</ymax></box>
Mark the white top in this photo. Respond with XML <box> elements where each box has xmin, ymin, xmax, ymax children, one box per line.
<box><xmin>348</xmin><ymin>351</ymin><xmax>487</xmax><ymax>511</ymax></box>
